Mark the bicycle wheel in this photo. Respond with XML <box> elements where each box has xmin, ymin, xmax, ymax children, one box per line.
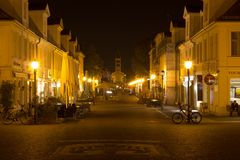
<box><xmin>2</xmin><ymin>112</ymin><xmax>13</xmax><ymax>125</ymax></box>
<box><xmin>191</xmin><ymin>112</ymin><xmax>202</xmax><ymax>124</ymax></box>
<box><xmin>17</xmin><ymin>111</ymin><xmax>29</xmax><ymax>124</ymax></box>
<box><xmin>172</xmin><ymin>112</ymin><xmax>183</xmax><ymax>124</ymax></box>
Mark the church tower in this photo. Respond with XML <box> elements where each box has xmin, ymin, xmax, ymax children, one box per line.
<box><xmin>115</xmin><ymin>58</ymin><xmax>121</xmax><ymax>72</ymax></box>
<box><xmin>111</xmin><ymin>52</ymin><xmax>125</xmax><ymax>84</ymax></box>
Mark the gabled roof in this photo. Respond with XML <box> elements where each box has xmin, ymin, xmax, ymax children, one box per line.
<box><xmin>218</xmin><ymin>1</ymin><xmax>240</xmax><ymax>21</ymax></box>
<box><xmin>0</xmin><ymin>8</ymin><xmax>14</xmax><ymax>20</ymax></box>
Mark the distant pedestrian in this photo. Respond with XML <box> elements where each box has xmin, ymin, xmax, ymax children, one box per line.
<box><xmin>230</xmin><ymin>100</ymin><xmax>239</xmax><ymax>116</ymax></box>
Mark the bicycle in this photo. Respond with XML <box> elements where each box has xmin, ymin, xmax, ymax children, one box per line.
<box><xmin>172</xmin><ymin>104</ymin><xmax>202</xmax><ymax>124</ymax></box>
<box><xmin>1</xmin><ymin>106</ymin><xmax>29</xmax><ymax>125</ymax></box>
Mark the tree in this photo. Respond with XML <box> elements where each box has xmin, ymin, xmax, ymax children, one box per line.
<box><xmin>131</xmin><ymin>38</ymin><xmax>152</xmax><ymax>77</ymax></box>
<box><xmin>81</xmin><ymin>44</ymin><xmax>104</xmax><ymax>78</ymax></box>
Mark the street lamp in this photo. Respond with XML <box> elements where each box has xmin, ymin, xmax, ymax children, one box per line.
<box><xmin>184</xmin><ymin>60</ymin><xmax>192</xmax><ymax>123</ymax></box>
<box><xmin>31</xmin><ymin>60</ymin><xmax>39</xmax><ymax>124</ymax></box>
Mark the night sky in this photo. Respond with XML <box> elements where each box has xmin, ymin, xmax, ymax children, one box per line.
<box><xmin>48</xmin><ymin>0</ymin><xmax>186</xmax><ymax>73</ymax></box>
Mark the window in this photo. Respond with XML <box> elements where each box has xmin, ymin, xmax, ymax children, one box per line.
<box><xmin>197</xmin><ymin>75</ymin><xmax>203</xmax><ymax>101</ymax></box>
<box><xmin>24</xmin><ymin>38</ymin><xmax>27</xmax><ymax>60</ymax></box>
<box><xmin>203</xmin><ymin>39</ymin><xmax>207</xmax><ymax>61</ymax></box>
<box><xmin>199</xmin><ymin>42</ymin><xmax>202</xmax><ymax>63</ymax></box>
<box><xmin>213</xmin><ymin>34</ymin><xmax>218</xmax><ymax>60</ymax></box>
<box><xmin>209</xmin><ymin>36</ymin><xmax>213</xmax><ymax>60</ymax></box>
<box><xmin>193</xmin><ymin>45</ymin><xmax>196</xmax><ymax>61</ymax></box>
<box><xmin>231</xmin><ymin>32</ymin><xmax>240</xmax><ymax>57</ymax></box>
<box><xmin>196</xmin><ymin>44</ymin><xmax>199</xmax><ymax>64</ymax></box>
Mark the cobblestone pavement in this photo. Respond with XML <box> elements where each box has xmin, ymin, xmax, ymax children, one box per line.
<box><xmin>0</xmin><ymin>98</ymin><xmax>240</xmax><ymax>160</ymax></box>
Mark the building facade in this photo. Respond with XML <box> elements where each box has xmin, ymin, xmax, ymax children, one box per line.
<box><xmin>179</xmin><ymin>0</ymin><xmax>240</xmax><ymax>115</ymax></box>
<box><xmin>0</xmin><ymin>0</ymin><xmax>85</xmax><ymax>109</ymax></box>
<box><xmin>149</xmin><ymin>32</ymin><xmax>179</xmax><ymax>105</ymax></box>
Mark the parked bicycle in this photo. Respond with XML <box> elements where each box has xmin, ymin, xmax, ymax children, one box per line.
<box><xmin>0</xmin><ymin>105</ymin><xmax>29</xmax><ymax>125</ymax></box>
<box><xmin>172</xmin><ymin>104</ymin><xmax>202</xmax><ymax>124</ymax></box>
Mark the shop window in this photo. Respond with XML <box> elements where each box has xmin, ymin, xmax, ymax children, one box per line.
<box><xmin>230</xmin><ymin>79</ymin><xmax>240</xmax><ymax>103</ymax></box>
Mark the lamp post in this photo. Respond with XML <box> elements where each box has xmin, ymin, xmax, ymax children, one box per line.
<box><xmin>184</xmin><ymin>61</ymin><xmax>192</xmax><ymax>123</ymax></box>
<box><xmin>31</xmin><ymin>61</ymin><xmax>39</xmax><ymax>124</ymax></box>
<box><xmin>161</xmin><ymin>70</ymin><xmax>165</xmax><ymax>102</ymax></box>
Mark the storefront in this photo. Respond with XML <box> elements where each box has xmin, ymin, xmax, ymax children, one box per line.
<box><xmin>230</xmin><ymin>78</ymin><xmax>240</xmax><ymax>104</ymax></box>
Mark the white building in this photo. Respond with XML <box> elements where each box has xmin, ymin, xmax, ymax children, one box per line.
<box><xmin>179</xmin><ymin>0</ymin><xmax>240</xmax><ymax>115</ymax></box>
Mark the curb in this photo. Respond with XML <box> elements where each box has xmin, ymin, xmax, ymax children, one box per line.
<box><xmin>155</xmin><ymin>107</ymin><xmax>240</xmax><ymax>124</ymax></box>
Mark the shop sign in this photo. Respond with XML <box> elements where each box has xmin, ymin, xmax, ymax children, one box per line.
<box><xmin>12</xmin><ymin>60</ymin><xmax>22</xmax><ymax>71</ymax></box>
<box><xmin>204</xmin><ymin>74</ymin><xmax>216</xmax><ymax>85</ymax></box>
<box><xmin>229</xmin><ymin>71</ymin><xmax>240</xmax><ymax>75</ymax></box>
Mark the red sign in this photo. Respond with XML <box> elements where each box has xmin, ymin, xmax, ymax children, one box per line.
<box><xmin>204</xmin><ymin>74</ymin><xmax>216</xmax><ymax>85</ymax></box>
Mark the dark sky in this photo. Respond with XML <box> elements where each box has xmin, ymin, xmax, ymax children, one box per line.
<box><xmin>48</xmin><ymin>0</ymin><xmax>186</xmax><ymax>73</ymax></box>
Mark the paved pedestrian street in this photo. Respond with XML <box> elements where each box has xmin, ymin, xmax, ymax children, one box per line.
<box><xmin>1</xmin><ymin>97</ymin><xmax>240</xmax><ymax>160</ymax></box>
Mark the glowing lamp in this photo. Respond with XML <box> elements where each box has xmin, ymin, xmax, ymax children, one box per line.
<box><xmin>151</xmin><ymin>74</ymin><xmax>156</xmax><ymax>80</ymax></box>
<box><xmin>184</xmin><ymin>61</ymin><xmax>192</xmax><ymax>69</ymax></box>
<box><xmin>31</xmin><ymin>61</ymin><xmax>39</xmax><ymax>70</ymax></box>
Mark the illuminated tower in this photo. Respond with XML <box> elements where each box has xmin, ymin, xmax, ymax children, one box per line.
<box><xmin>111</xmin><ymin>54</ymin><xmax>125</xmax><ymax>84</ymax></box>
<box><xmin>115</xmin><ymin>58</ymin><xmax>121</xmax><ymax>72</ymax></box>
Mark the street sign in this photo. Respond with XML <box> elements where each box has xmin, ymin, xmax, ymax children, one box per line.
<box><xmin>204</xmin><ymin>74</ymin><xmax>216</xmax><ymax>85</ymax></box>
<box><xmin>182</xmin><ymin>81</ymin><xmax>192</xmax><ymax>88</ymax></box>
